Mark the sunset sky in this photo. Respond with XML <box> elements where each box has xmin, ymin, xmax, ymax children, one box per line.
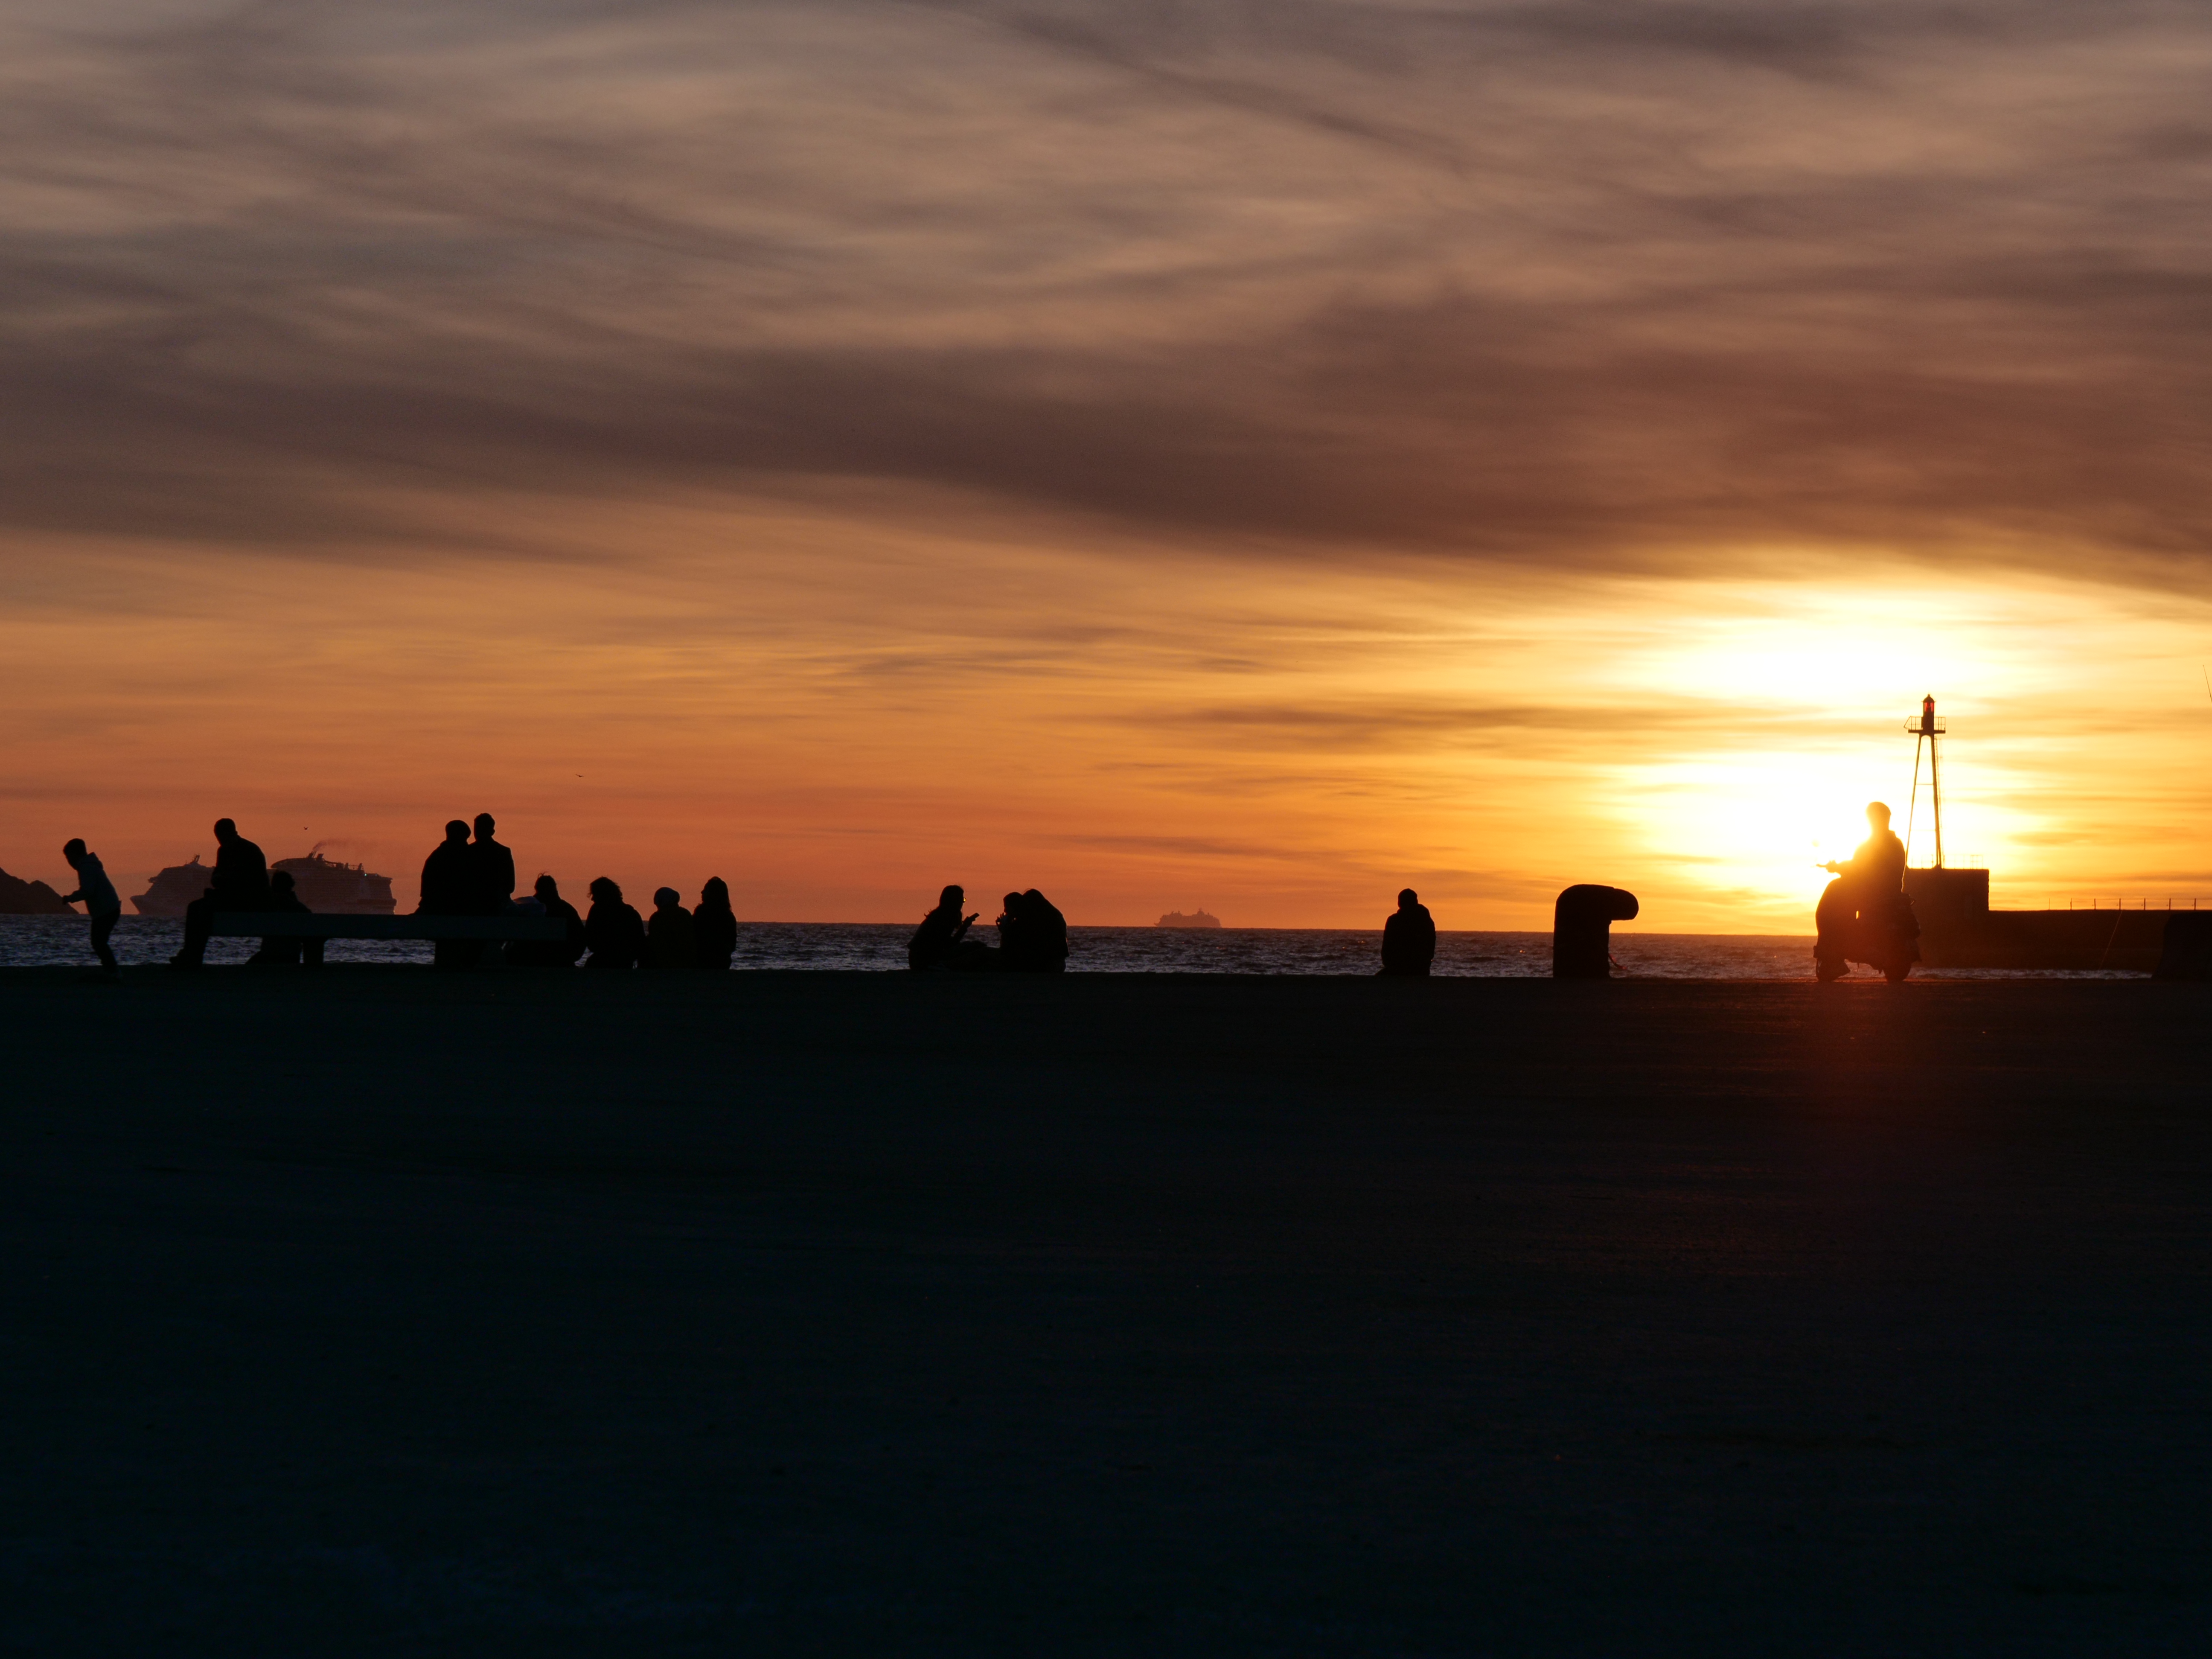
<box><xmin>4</xmin><ymin>0</ymin><xmax>2209</xmax><ymax>928</ymax></box>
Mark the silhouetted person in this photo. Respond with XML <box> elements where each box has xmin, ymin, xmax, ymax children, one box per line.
<box><xmin>1005</xmin><ymin>889</ymin><xmax>1069</xmax><ymax>972</ymax></box>
<box><xmin>644</xmin><ymin>887</ymin><xmax>698</xmax><ymax>969</ymax></box>
<box><xmin>171</xmin><ymin>818</ymin><xmax>271</xmax><ymax>968</ymax></box>
<box><xmin>1553</xmin><ymin>884</ymin><xmax>1639</xmax><ymax>978</ymax></box>
<box><xmin>909</xmin><ymin>884</ymin><xmax>984</xmax><ymax>971</ymax></box>
<box><xmin>467</xmin><ymin>813</ymin><xmax>515</xmax><ymax>912</ymax></box>
<box><xmin>506</xmin><ymin>873</ymin><xmax>585</xmax><ymax>966</ymax></box>
<box><xmin>1819</xmin><ymin>802</ymin><xmax>1905</xmax><ymax>914</ymax></box>
<box><xmin>1380</xmin><ymin>888</ymin><xmax>1436</xmax><ymax>976</ymax></box>
<box><xmin>419</xmin><ymin>819</ymin><xmax>476</xmax><ymax>969</ymax></box>
<box><xmin>694</xmin><ymin>877</ymin><xmax>737</xmax><ymax>970</ymax></box>
<box><xmin>248</xmin><ymin>870</ymin><xmax>319</xmax><ymax>966</ymax></box>
<box><xmin>995</xmin><ymin>891</ymin><xmax>1026</xmax><ymax>960</ymax></box>
<box><xmin>584</xmin><ymin>876</ymin><xmax>645</xmax><ymax>969</ymax></box>
<box><xmin>1816</xmin><ymin>802</ymin><xmax>1913</xmax><ymax>976</ymax></box>
<box><xmin>60</xmin><ymin>838</ymin><xmax>122</xmax><ymax>976</ymax></box>
<box><xmin>439</xmin><ymin>812</ymin><xmax>513</xmax><ymax>969</ymax></box>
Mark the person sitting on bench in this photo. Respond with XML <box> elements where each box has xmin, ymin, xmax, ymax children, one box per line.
<box><xmin>170</xmin><ymin>819</ymin><xmax>271</xmax><ymax>969</ymax></box>
<box><xmin>247</xmin><ymin>870</ymin><xmax>323</xmax><ymax>967</ymax></box>
<box><xmin>506</xmin><ymin>874</ymin><xmax>586</xmax><ymax>966</ymax></box>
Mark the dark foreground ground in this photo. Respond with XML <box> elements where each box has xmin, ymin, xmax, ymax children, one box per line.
<box><xmin>3</xmin><ymin>969</ymin><xmax>2209</xmax><ymax>1656</ymax></box>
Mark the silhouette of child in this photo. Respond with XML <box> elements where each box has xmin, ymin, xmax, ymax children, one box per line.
<box><xmin>60</xmin><ymin>838</ymin><xmax>122</xmax><ymax>976</ymax></box>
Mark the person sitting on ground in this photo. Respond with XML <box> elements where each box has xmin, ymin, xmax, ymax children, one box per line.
<box><xmin>1004</xmin><ymin>889</ymin><xmax>1069</xmax><ymax>973</ymax></box>
<box><xmin>247</xmin><ymin>870</ymin><xmax>317</xmax><ymax>967</ymax></box>
<box><xmin>908</xmin><ymin>884</ymin><xmax>984</xmax><ymax>971</ymax></box>
<box><xmin>418</xmin><ymin>819</ymin><xmax>477</xmax><ymax>969</ymax></box>
<box><xmin>1380</xmin><ymin>888</ymin><xmax>1437</xmax><ymax>977</ymax></box>
<box><xmin>584</xmin><ymin>876</ymin><xmax>645</xmax><ymax>969</ymax></box>
<box><xmin>60</xmin><ymin>838</ymin><xmax>123</xmax><ymax>977</ymax></box>
<box><xmin>994</xmin><ymin>892</ymin><xmax>1026</xmax><ymax>961</ymax></box>
<box><xmin>171</xmin><ymin>818</ymin><xmax>271</xmax><ymax>968</ymax></box>
<box><xmin>644</xmin><ymin>887</ymin><xmax>698</xmax><ymax>969</ymax></box>
<box><xmin>693</xmin><ymin>877</ymin><xmax>737</xmax><ymax>970</ymax></box>
<box><xmin>506</xmin><ymin>873</ymin><xmax>586</xmax><ymax>967</ymax></box>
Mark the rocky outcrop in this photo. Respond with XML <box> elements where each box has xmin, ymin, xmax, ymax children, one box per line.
<box><xmin>0</xmin><ymin>867</ymin><xmax>76</xmax><ymax>914</ymax></box>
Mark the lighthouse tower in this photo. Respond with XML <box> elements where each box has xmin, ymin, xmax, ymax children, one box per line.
<box><xmin>1899</xmin><ymin>694</ymin><xmax>1989</xmax><ymax>941</ymax></box>
<box><xmin>1905</xmin><ymin>694</ymin><xmax>1945</xmax><ymax>868</ymax></box>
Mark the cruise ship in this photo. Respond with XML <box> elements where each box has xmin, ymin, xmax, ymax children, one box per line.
<box><xmin>131</xmin><ymin>848</ymin><xmax>396</xmax><ymax>917</ymax></box>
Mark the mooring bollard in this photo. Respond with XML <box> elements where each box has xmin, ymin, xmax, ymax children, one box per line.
<box><xmin>1553</xmin><ymin>885</ymin><xmax>1639</xmax><ymax>979</ymax></box>
<box><xmin>2154</xmin><ymin>912</ymin><xmax>2212</xmax><ymax>981</ymax></box>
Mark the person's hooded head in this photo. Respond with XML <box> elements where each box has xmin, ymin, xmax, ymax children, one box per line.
<box><xmin>1399</xmin><ymin>888</ymin><xmax>1419</xmax><ymax>910</ymax></box>
<box><xmin>653</xmin><ymin>887</ymin><xmax>683</xmax><ymax>914</ymax></box>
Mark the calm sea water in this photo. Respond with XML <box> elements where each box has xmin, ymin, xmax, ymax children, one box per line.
<box><xmin>0</xmin><ymin>916</ymin><xmax>2146</xmax><ymax>977</ymax></box>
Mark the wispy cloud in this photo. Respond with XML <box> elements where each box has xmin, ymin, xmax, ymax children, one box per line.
<box><xmin>4</xmin><ymin>1</ymin><xmax>2210</xmax><ymax>576</ymax></box>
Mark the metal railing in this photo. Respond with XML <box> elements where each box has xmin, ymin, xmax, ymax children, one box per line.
<box><xmin>2047</xmin><ymin>897</ymin><xmax>2206</xmax><ymax>911</ymax></box>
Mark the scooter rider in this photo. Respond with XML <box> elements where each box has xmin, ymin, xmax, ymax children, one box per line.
<box><xmin>1816</xmin><ymin>802</ymin><xmax>1912</xmax><ymax>977</ymax></box>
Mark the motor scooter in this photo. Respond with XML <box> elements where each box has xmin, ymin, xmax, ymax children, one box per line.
<box><xmin>1813</xmin><ymin>876</ymin><xmax>1920</xmax><ymax>983</ymax></box>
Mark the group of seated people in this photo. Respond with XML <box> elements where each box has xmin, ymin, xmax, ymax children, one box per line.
<box><xmin>154</xmin><ymin>816</ymin><xmax>1438</xmax><ymax>979</ymax></box>
<box><xmin>909</xmin><ymin>885</ymin><xmax>1070</xmax><ymax>972</ymax></box>
<box><xmin>533</xmin><ymin>874</ymin><xmax>739</xmax><ymax>971</ymax></box>
<box><xmin>156</xmin><ymin>813</ymin><xmax>738</xmax><ymax>970</ymax></box>
<box><xmin>416</xmin><ymin>816</ymin><xmax>739</xmax><ymax>970</ymax></box>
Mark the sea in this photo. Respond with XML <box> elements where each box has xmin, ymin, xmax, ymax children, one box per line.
<box><xmin>0</xmin><ymin>916</ymin><xmax>2146</xmax><ymax>977</ymax></box>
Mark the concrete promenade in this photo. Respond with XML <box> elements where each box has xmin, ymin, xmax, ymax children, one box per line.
<box><xmin>3</xmin><ymin>969</ymin><xmax>2208</xmax><ymax>1653</ymax></box>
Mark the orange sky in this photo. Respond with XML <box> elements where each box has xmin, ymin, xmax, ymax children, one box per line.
<box><xmin>3</xmin><ymin>2</ymin><xmax>2209</xmax><ymax>928</ymax></box>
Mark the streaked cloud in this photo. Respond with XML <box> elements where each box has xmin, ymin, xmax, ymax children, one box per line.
<box><xmin>6</xmin><ymin>1</ymin><xmax>2212</xmax><ymax>572</ymax></box>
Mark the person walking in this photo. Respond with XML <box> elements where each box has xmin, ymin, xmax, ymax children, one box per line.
<box><xmin>60</xmin><ymin>838</ymin><xmax>122</xmax><ymax>976</ymax></box>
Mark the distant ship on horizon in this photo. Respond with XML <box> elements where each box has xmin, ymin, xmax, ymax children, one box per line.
<box><xmin>1157</xmin><ymin>908</ymin><xmax>1222</xmax><ymax>928</ymax></box>
<box><xmin>131</xmin><ymin>848</ymin><xmax>396</xmax><ymax>917</ymax></box>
